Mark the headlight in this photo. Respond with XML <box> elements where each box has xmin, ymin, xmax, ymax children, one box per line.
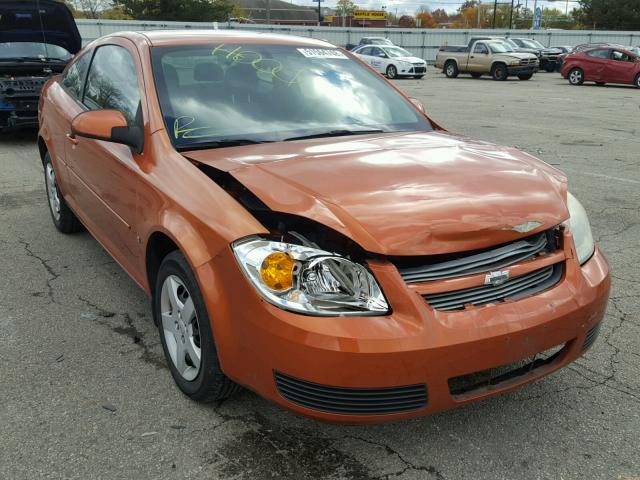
<box><xmin>564</xmin><ymin>192</ymin><xmax>595</xmax><ymax>265</ymax></box>
<box><xmin>232</xmin><ymin>238</ymin><xmax>389</xmax><ymax>316</ymax></box>
<box><xmin>509</xmin><ymin>60</ymin><xmax>520</xmax><ymax>65</ymax></box>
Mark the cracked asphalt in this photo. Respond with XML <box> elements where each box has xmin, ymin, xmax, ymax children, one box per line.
<box><xmin>1</xmin><ymin>73</ymin><xmax>639</xmax><ymax>480</ymax></box>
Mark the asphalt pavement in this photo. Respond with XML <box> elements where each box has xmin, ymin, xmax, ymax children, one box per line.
<box><xmin>1</xmin><ymin>71</ymin><xmax>639</xmax><ymax>480</ymax></box>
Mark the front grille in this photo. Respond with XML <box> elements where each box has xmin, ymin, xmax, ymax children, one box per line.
<box><xmin>424</xmin><ymin>263</ymin><xmax>562</xmax><ymax>311</ymax></box>
<box><xmin>448</xmin><ymin>342</ymin><xmax>566</xmax><ymax>397</ymax></box>
<box><xmin>274</xmin><ymin>371</ymin><xmax>427</xmax><ymax>415</ymax></box>
<box><xmin>520</xmin><ymin>59</ymin><xmax>537</xmax><ymax>65</ymax></box>
<box><xmin>412</xmin><ymin>66</ymin><xmax>426</xmax><ymax>73</ymax></box>
<box><xmin>582</xmin><ymin>322</ymin><xmax>601</xmax><ymax>352</ymax></box>
<box><xmin>398</xmin><ymin>230</ymin><xmax>553</xmax><ymax>283</ymax></box>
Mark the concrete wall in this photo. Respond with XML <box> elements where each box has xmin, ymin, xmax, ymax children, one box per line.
<box><xmin>76</xmin><ymin>19</ymin><xmax>640</xmax><ymax>64</ymax></box>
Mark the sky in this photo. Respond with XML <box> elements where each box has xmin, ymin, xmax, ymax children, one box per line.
<box><xmin>303</xmin><ymin>0</ymin><xmax>581</xmax><ymax>16</ymax></box>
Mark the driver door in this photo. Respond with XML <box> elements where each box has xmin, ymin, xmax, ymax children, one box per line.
<box><xmin>65</xmin><ymin>41</ymin><xmax>145</xmax><ymax>276</ymax></box>
<box><xmin>369</xmin><ymin>47</ymin><xmax>387</xmax><ymax>73</ymax></box>
<box><xmin>468</xmin><ymin>42</ymin><xmax>489</xmax><ymax>72</ymax></box>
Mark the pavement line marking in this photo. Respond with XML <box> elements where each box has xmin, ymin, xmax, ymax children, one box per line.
<box><xmin>565</xmin><ymin>170</ymin><xmax>640</xmax><ymax>185</ymax></box>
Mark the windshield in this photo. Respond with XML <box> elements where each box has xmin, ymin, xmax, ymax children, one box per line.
<box><xmin>370</xmin><ymin>38</ymin><xmax>392</xmax><ymax>45</ymax></box>
<box><xmin>521</xmin><ymin>39</ymin><xmax>544</xmax><ymax>49</ymax></box>
<box><xmin>0</xmin><ymin>42</ymin><xmax>72</xmax><ymax>60</ymax></box>
<box><xmin>488</xmin><ymin>42</ymin><xmax>511</xmax><ymax>54</ymax></box>
<box><xmin>151</xmin><ymin>44</ymin><xmax>432</xmax><ymax>150</ymax></box>
<box><xmin>384</xmin><ymin>46</ymin><xmax>412</xmax><ymax>58</ymax></box>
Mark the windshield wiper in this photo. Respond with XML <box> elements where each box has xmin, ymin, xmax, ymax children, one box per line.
<box><xmin>178</xmin><ymin>139</ymin><xmax>273</xmax><ymax>151</ymax></box>
<box><xmin>283</xmin><ymin>129</ymin><xmax>385</xmax><ymax>141</ymax></box>
<box><xmin>0</xmin><ymin>56</ymin><xmax>67</xmax><ymax>63</ymax></box>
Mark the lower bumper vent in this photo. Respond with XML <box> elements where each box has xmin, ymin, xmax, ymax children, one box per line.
<box><xmin>448</xmin><ymin>343</ymin><xmax>566</xmax><ymax>397</ymax></box>
<box><xmin>274</xmin><ymin>371</ymin><xmax>427</xmax><ymax>415</ymax></box>
<box><xmin>582</xmin><ymin>322</ymin><xmax>601</xmax><ymax>352</ymax></box>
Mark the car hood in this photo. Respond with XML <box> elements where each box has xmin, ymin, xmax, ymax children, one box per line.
<box><xmin>184</xmin><ymin>131</ymin><xmax>568</xmax><ymax>256</ymax></box>
<box><xmin>0</xmin><ymin>0</ymin><xmax>81</xmax><ymax>54</ymax></box>
<box><xmin>394</xmin><ymin>56</ymin><xmax>425</xmax><ymax>63</ymax></box>
<box><xmin>500</xmin><ymin>52</ymin><xmax>538</xmax><ymax>61</ymax></box>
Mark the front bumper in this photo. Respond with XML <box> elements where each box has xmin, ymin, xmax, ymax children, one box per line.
<box><xmin>198</xmin><ymin>237</ymin><xmax>610</xmax><ymax>424</ymax></box>
<box><xmin>507</xmin><ymin>65</ymin><xmax>539</xmax><ymax>75</ymax></box>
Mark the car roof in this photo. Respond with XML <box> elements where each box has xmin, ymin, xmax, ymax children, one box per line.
<box><xmin>113</xmin><ymin>29</ymin><xmax>334</xmax><ymax>48</ymax></box>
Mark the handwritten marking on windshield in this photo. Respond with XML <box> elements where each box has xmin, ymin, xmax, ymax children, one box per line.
<box><xmin>173</xmin><ymin>116</ymin><xmax>216</xmax><ymax>139</ymax></box>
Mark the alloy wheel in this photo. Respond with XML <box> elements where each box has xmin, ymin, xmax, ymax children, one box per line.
<box><xmin>569</xmin><ymin>69</ymin><xmax>583</xmax><ymax>85</ymax></box>
<box><xmin>387</xmin><ymin>65</ymin><xmax>397</xmax><ymax>79</ymax></box>
<box><xmin>45</xmin><ymin>163</ymin><xmax>61</xmax><ymax>221</ymax></box>
<box><xmin>160</xmin><ymin>275</ymin><xmax>202</xmax><ymax>381</ymax></box>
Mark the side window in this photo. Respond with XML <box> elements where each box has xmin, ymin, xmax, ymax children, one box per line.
<box><xmin>84</xmin><ymin>45</ymin><xmax>141</xmax><ymax>125</ymax></box>
<box><xmin>611</xmin><ymin>50</ymin><xmax>630</xmax><ymax>62</ymax></box>
<box><xmin>61</xmin><ymin>52</ymin><xmax>91</xmax><ymax>100</ymax></box>
<box><xmin>586</xmin><ymin>49</ymin><xmax>610</xmax><ymax>59</ymax></box>
<box><xmin>474</xmin><ymin>43</ymin><xmax>488</xmax><ymax>54</ymax></box>
<box><xmin>359</xmin><ymin>47</ymin><xmax>372</xmax><ymax>56</ymax></box>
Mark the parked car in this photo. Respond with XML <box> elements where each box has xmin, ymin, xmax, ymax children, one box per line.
<box><xmin>506</xmin><ymin>38</ymin><xmax>563</xmax><ymax>72</ymax></box>
<box><xmin>347</xmin><ymin>36</ymin><xmax>394</xmax><ymax>51</ymax></box>
<box><xmin>39</xmin><ymin>30</ymin><xmax>610</xmax><ymax>423</ymax></box>
<box><xmin>561</xmin><ymin>46</ymin><xmax>640</xmax><ymax>88</ymax></box>
<box><xmin>436</xmin><ymin>39</ymin><xmax>539</xmax><ymax>80</ymax></box>
<box><xmin>352</xmin><ymin>44</ymin><xmax>426</xmax><ymax>79</ymax></box>
<box><xmin>0</xmin><ymin>0</ymin><xmax>80</xmax><ymax>131</ymax></box>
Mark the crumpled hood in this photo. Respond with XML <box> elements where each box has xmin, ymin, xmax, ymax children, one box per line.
<box><xmin>0</xmin><ymin>0</ymin><xmax>81</xmax><ymax>54</ymax></box>
<box><xmin>185</xmin><ymin>131</ymin><xmax>569</xmax><ymax>256</ymax></box>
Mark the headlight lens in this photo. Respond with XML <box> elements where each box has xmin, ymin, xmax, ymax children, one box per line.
<box><xmin>232</xmin><ymin>238</ymin><xmax>389</xmax><ymax>316</ymax></box>
<box><xmin>564</xmin><ymin>192</ymin><xmax>595</xmax><ymax>265</ymax></box>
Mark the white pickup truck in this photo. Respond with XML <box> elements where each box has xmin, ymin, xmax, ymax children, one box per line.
<box><xmin>435</xmin><ymin>39</ymin><xmax>539</xmax><ymax>81</ymax></box>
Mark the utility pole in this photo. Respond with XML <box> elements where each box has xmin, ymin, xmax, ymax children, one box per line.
<box><xmin>509</xmin><ymin>0</ymin><xmax>514</xmax><ymax>29</ymax></box>
<box><xmin>317</xmin><ymin>0</ymin><xmax>321</xmax><ymax>25</ymax></box>
<box><xmin>266</xmin><ymin>0</ymin><xmax>271</xmax><ymax>24</ymax></box>
<box><xmin>531</xmin><ymin>0</ymin><xmax>537</xmax><ymax>29</ymax></box>
<box><xmin>477</xmin><ymin>0</ymin><xmax>482</xmax><ymax>28</ymax></box>
<box><xmin>492</xmin><ymin>0</ymin><xmax>497</xmax><ymax>28</ymax></box>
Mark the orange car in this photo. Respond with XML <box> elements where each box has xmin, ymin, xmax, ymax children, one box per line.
<box><xmin>38</xmin><ymin>30</ymin><xmax>610</xmax><ymax>424</ymax></box>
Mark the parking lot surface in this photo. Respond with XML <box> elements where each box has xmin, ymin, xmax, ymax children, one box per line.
<box><xmin>1</xmin><ymin>72</ymin><xmax>639</xmax><ymax>480</ymax></box>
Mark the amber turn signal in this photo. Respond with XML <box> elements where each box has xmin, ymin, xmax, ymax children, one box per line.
<box><xmin>260</xmin><ymin>252</ymin><xmax>295</xmax><ymax>291</ymax></box>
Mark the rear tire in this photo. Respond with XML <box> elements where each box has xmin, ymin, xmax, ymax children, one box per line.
<box><xmin>470</xmin><ymin>72</ymin><xmax>482</xmax><ymax>78</ymax></box>
<box><xmin>154</xmin><ymin>250</ymin><xmax>240</xmax><ymax>402</ymax></box>
<box><xmin>491</xmin><ymin>63</ymin><xmax>508</xmax><ymax>81</ymax></box>
<box><xmin>386</xmin><ymin>65</ymin><xmax>398</xmax><ymax>79</ymax></box>
<box><xmin>444</xmin><ymin>61</ymin><xmax>459</xmax><ymax>78</ymax></box>
<box><xmin>518</xmin><ymin>73</ymin><xmax>533</xmax><ymax>80</ymax></box>
<box><xmin>568</xmin><ymin>68</ymin><xmax>584</xmax><ymax>85</ymax></box>
<box><xmin>634</xmin><ymin>74</ymin><xmax>640</xmax><ymax>88</ymax></box>
<box><xmin>43</xmin><ymin>153</ymin><xmax>83</xmax><ymax>234</ymax></box>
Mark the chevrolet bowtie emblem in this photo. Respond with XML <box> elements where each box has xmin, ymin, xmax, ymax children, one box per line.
<box><xmin>485</xmin><ymin>270</ymin><xmax>510</xmax><ymax>287</ymax></box>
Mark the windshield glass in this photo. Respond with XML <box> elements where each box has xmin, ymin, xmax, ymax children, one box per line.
<box><xmin>371</xmin><ymin>38</ymin><xmax>392</xmax><ymax>45</ymax></box>
<box><xmin>151</xmin><ymin>44</ymin><xmax>432</xmax><ymax>150</ymax></box>
<box><xmin>0</xmin><ymin>42</ymin><xmax>72</xmax><ymax>60</ymax></box>
<box><xmin>522</xmin><ymin>39</ymin><xmax>544</xmax><ymax>49</ymax></box>
<box><xmin>488</xmin><ymin>42</ymin><xmax>511</xmax><ymax>53</ymax></box>
<box><xmin>384</xmin><ymin>46</ymin><xmax>412</xmax><ymax>58</ymax></box>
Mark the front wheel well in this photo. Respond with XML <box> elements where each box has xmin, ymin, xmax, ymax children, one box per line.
<box><xmin>146</xmin><ymin>232</ymin><xmax>180</xmax><ymax>293</ymax></box>
<box><xmin>37</xmin><ymin>137</ymin><xmax>48</xmax><ymax>164</ymax></box>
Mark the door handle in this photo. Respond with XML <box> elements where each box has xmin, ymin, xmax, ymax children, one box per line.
<box><xmin>66</xmin><ymin>133</ymin><xmax>79</xmax><ymax>145</ymax></box>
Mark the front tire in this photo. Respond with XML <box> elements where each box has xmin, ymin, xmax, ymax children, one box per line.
<box><xmin>568</xmin><ymin>68</ymin><xmax>584</xmax><ymax>85</ymax></box>
<box><xmin>154</xmin><ymin>250</ymin><xmax>240</xmax><ymax>402</ymax></box>
<box><xmin>544</xmin><ymin>63</ymin><xmax>555</xmax><ymax>73</ymax></box>
<box><xmin>634</xmin><ymin>74</ymin><xmax>640</xmax><ymax>88</ymax></box>
<box><xmin>518</xmin><ymin>73</ymin><xmax>533</xmax><ymax>80</ymax></box>
<box><xmin>444</xmin><ymin>61</ymin><xmax>459</xmax><ymax>78</ymax></box>
<box><xmin>43</xmin><ymin>153</ymin><xmax>83</xmax><ymax>233</ymax></box>
<box><xmin>491</xmin><ymin>63</ymin><xmax>508</xmax><ymax>81</ymax></box>
<box><xmin>386</xmin><ymin>65</ymin><xmax>398</xmax><ymax>79</ymax></box>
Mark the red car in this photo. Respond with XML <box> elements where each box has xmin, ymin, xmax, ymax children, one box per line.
<box><xmin>561</xmin><ymin>46</ymin><xmax>640</xmax><ymax>88</ymax></box>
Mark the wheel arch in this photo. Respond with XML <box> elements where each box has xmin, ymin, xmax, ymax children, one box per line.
<box><xmin>37</xmin><ymin>136</ymin><xmax>48</xmax><ymax>164</ymax></box>
<box><xmin>491</xmin><ymin>60</ymin><xmax>507</xmax><ymax>71</ymax></box>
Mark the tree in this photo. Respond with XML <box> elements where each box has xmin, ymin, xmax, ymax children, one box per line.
<box><xmin>398</xmin><ymin>15</ymin><xmax>415</xmax><ymax>28</ymax></box>
<box><xmin>66</xmin><ymin>0</ymin><xmax>111</xmax><ymax>18</ymax></box>
<box><xmin>431</xmin><ymin>8</ymin><xmax>449</xmax><ymax>24</ymax></box>
<box><xmin>335</xmin><ymin>0</ymin><xmax>356</xmax><ymax>17</ymax></box>
<box><xmin>415</xmin><ymin>8</ymin><xmax>437</xmax><ymax>28</ymax></box>
<box><xmin>114</xmin><ymin>0</ymin><xmax>236</xmax><ymax>22</ymax></box>
<box><xmin>576</xmin><ymin>0</ymin><xmax>640</xmax><ymax>30</ymax></box>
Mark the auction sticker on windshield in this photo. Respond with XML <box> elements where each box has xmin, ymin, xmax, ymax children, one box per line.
<box><xmin>297</xmin><ymin>48</ymin><xmax>347</xmax><ymax>59</ymax></box>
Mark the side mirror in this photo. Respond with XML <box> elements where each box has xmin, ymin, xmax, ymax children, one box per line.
<box><xmin>409</xmin><ymin>97</ymin><xmax>425</xmax><ymax>113</ymax></box>
<box><xmin>71</xmin><ymin>110</ymin><xmax>143</xmax><ymax>154</ymax></box>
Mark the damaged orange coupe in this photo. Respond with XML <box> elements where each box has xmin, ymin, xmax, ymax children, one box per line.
<box><xmin>38</xmin><ymin>31</ymin><xmax>610</xmax><ymax>423</ymax></box>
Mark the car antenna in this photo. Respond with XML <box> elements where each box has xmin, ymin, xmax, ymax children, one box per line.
<box><xmin>35</xmin><ymin>0</ymin><xmax>49</xmax><ymax>59</ymax></box>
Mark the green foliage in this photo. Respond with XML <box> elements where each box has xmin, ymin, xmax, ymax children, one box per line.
<box><xmin>577</xmin><ymin>0</ymin><xmax>640</xmax><ymax>30</ymax></box>
<box><xmin>113</xmin><ymin>0</ymin><xmax>236</xmax><ymax>22</ymax></box>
